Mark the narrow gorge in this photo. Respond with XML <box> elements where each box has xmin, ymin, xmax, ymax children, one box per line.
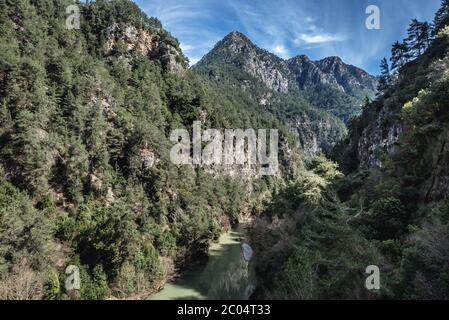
<box><xmin>1</xmin><ymin>0</ymin><xmax>449</xmax><ymax>301</ymax></box>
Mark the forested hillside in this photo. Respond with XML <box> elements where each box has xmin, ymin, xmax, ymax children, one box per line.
<box><xmin>1</xmin><ymin>0</ymin><xmax>448</xmax><ymax>301</ymax></box>
<box><xmin>0</xmin><ymin>0</ymin><xmax>300</xmax><ymax>299</ymax></box>
<box><xmin>250</xmin><ymin>1</ymin><xmax>449</xmax><ymax>299</ymax></box>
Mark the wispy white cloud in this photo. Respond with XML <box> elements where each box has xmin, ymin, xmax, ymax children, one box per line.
<box><xmin>296</xmin><ymin>33</ymin><xmax>347</xmax><ymax>44</ymax></box>
<box><xmin>144</xmin><ymin>4</ymin><xmax>203</xmax><ymax>27</ymax></box>
<box><xmin>134</xmin><ymin>0</ymin><xmax>441</xmax><ymax>74</ymax></box>
<box><xmin>271</xmin><ymin>44</ymin><xmax>290</xmax><ymax>58</ymax></box>
<box><xmin>180</xmin><ymin>43</ymin><xmax>194</xmax><ymax>52</ymax></box>
<box><xmin>188</xmin><ymin>56</ymin><xmax>201</xmax><ymax>66</ymax></box>
<box><xmin>305</xmin><ymin>17</ymin><xmax>315</xmax><ymax>23</ymax></box>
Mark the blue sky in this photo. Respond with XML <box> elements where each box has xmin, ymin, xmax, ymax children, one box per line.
<box><xmin>134</xmin><ymin>0</ymin><xmax>441</xmax><ymax>74</ymax></box>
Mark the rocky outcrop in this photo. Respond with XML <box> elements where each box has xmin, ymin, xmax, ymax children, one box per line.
<box><xmin>286</xmin><ymin>55</ymin><xmax>377</xmax><ymax>94</ymax></box>
<box><xmin>425</xmin><ymin>129</ymin><xmax>449</xmax><ymax>202</ymax></box>
<box><xmin>287</xmin><ymin>55</ymin><xmax>331</xmax><ymax>89</ymax></box>
<box><xmin>104</xmin><ymin>23</ymin><xmax>185</xmax><ymax>73</ymax></box>
<box><xmin>314</xmin><ymin>56</ymin><xmax>378</xmax><ymax>93</ymax></box>
<box><xmin>290</xmin><ymin>112</ymin><xmax>347</xmax><ymax>158</ymax></box>
<box><xmin>139</xmin><ymin>148</ymin><xmax>159</xmax><ymax>169</ymax></box>
<box><xmin>357</xmin><ymin>110</ymin><xmax>403</xmax><ymax>168</ymax></box>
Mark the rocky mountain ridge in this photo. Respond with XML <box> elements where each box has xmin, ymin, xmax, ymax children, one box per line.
<box><xmin>195</xmin><ymin>31</ymin><xmax>377</xmax><ymax>97</ymax></box>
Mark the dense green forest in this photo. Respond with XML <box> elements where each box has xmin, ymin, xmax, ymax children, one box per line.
<box><xmin>1</xmin><ymin>0</ymin><xmax>449</xmax><ymax>300</ymax></box>
<box><xmin>0</xmin><ymin>0</ymin><xmax>300</xmax><ymax>299</ymax></box>
<box><xmin>250</xmin><ymin>1</ymin><xmax>449</xmax><ymax>299</ymax></box>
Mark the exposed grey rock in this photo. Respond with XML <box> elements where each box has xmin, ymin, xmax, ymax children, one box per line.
<box><xmin>315</xmin><ymin>56</ymin><xmax>378</xmax><ymax>93</ymax></box>
<box><xmin>290</xmin><ymin>112</ymin><xmax>347</xmax><ymax>158</ymax></box>
<box><xmin>139</xmin><ymin>148</ymin><xmax>159</xmax><ymax>169</ymax></box>
<box><xmin>356</xmin><ymin>97</ymin><xmax>403</xmax><ymax>169</ymax></box>
<box><xmin>195</xmin><ymin>31</ymin><xmax>377</xmax><ymax>95</ymax></box>
<box><xmin>104</xmin><ymin>23</ymin><xmax>185</xmax><ymax>74</ymax></box>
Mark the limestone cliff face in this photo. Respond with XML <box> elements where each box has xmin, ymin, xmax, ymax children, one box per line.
<box><xmin>357</xmin><ymin>105</ymin><xmax>403</xmax><ymax>168</ymax></box>
<box><xmin>314</xmin><ymin>56</ymin><xmax>378</xmax><ymax>93</ymax></box>
<box><xmin>104</xmin><ymin>22</ymin><xmax>186</xmax><ymax>73</ymax></box>
<box><xmin>287</xmin><ymin>55</ymin><xmax>377</xmax><ymax>94</ymax></box>
<box><xmin>287</xmin><ymin>55</ymin><xmax>329</xmax><ymax>90</ymax></box>
<box><xmin>290</xmin><ymin>112</ymin><xmax>347</xmax><ymax>158</ymax></box>
<box><xmin>424</xmin><ymin>127</ymin><xmax>449</xmax><ymax>202</ymax></box>
<box><xmin>340</xmin><ymin>93</ymin><xmax>404</xmax><ymax>173</ymax></box>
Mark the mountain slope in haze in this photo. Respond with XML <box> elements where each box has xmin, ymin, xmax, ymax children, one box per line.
<box><xmin>194</xmin><ymin>31</ymin><xmax>377</xmax><ymax>123</ymax></box>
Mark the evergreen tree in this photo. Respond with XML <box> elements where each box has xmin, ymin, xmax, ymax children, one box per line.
<box><xmin>434</xmin><ymin>0</ymin><xmax>449</xmax><ymax>34</ymax></box>
<box><xmin>390</xmin><ymin>41</ymin><xmax>410</xmax><ymax>71</ymax></box>
<box><xmin>377</xmin><ymin>57</ymin><xmax>391</xmax><ymax>92</ymax></box>
<box><xmin>406</xmin><ymin>19</ymin><xmax>430</xmax><ymax>57</ymax></box>
<box><xmin>419</xmin><ymin>21</ymin><xmax>433</xmax><ymax>49</ymax></box>
<box><xmin>406</xmin><ymin>19</ymin><xmax>422</xmax><ymax>56</ymax></box>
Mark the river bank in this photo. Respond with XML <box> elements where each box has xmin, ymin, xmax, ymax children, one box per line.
<box><xmin>148</xmin><ymin>224</ymin><xmax>255</xmax><ymax>300</ymax></box>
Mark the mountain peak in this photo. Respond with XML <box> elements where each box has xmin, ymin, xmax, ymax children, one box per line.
<box><xmin>224</xmin><ymin>31</ymin><xmax>249</xmax><ymax>41</ymax></box>
<box><xmin>316</xmin><ymin>56</ymin><xmax>345</xmax><ymax>68</ymax></box>
<box><xmin>220</xmin><ymin>31</ymin><xmax>254</xmax><ymax>47</ymax></box>
<box><xmin>319</xmin><ymin>56</ymin><xmax>343</xmax><ymax>63</ymax></box>
<box><xmin>200</xmin><ymin>30</ymin><xmax>259</xmax><ymax>57</ymax></box>
<box><xmin>288</xmin><ymin>54</ymin><xmax>311</xmax><ymax>62</ymax></box>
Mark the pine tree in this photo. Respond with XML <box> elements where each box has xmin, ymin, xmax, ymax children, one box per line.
<box><xmin>390</xmin><ymin>41</ymin><xmax>410</xmax><ymax>71</ymax></box>
<box><xmin>406</xmin><ymin>19</ymin><xmax>428</xmax><ymax>57</ymax></box>
<box><xmin>377</xmin><ymin>58</ymin><xmax>391</xmax><ymax>92</ymax></box>
<box><xmin>434</xmin><ymin>0</ymin><xmax>449</xmax><ymax>34</ymax></box>
<box><xmin>418</xmin><ymin>21</ymin><xmax>433</xmax><ymax>49</ymax></box>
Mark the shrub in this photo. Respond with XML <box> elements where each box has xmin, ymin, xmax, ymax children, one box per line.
<box><xmin>366</xmin><ymin>197</ymin><xmax>407</xmax><ymax>240</ymax></box>
<box><xmin>0</xmin><ymin>259</ymin><xmax>43</xmax><ymax>300</ymax></box>
<box><xmin>79</xmin><ymin>265</ymin><xmax>109</xmax><ymax>300</ymax></box>
<box><xmin>43</xmin><ymin>269</ymin><xmax>60</xmax><ymax>300</ymax></box>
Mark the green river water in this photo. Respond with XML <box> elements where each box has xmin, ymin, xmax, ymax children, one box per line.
<box><xmin>149</xmin><ymin>225</ymin><xmax>255</xmax><ymax>300</ymax></box>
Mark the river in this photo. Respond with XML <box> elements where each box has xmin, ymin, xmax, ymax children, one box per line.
<box><xmin>149</xmin><ymin>225</ymin><xmax>255</xmax><ymax>300</ymax></box>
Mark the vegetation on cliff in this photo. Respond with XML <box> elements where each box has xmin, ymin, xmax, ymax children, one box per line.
<box><xmin>2</xmin><ymin>0</ymin><xmax>449</xmax><ymax>301</ymax></box>
<box><xmin>0</xmin><ymin>0</ymin><xmax>297</xmax><ymax>299</ymax></box>
<box><xmin>251</xmin><ymin>0</ymin><xmax>449</xmax><ymax>299</ymax></box>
